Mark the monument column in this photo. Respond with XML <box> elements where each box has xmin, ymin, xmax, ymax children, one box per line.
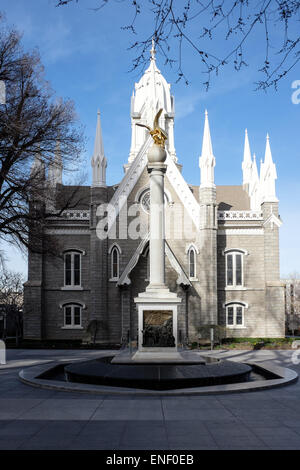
<box><xmin>134</xmin><ymin>109</ymin><xmax>181</xmax><ymax>358</ymax></box>
<box><xmin>147</xmin><ymin>163</ymin><xmax>167</xmax><ymax>289</ymax></box>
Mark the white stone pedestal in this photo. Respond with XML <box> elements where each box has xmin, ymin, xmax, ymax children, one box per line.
<box><xmin>134</xmin><ymin>288</ymin><xmax>181</xmax><ymax>354</ymax></box>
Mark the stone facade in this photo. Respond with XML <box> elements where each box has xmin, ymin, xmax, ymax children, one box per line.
<box><xmin>23</xmin><ymin>46</ymin><xmax>285</xmax><ymax>342</ymax></box>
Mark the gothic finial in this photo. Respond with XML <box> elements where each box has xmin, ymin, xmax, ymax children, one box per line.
<box><xmin>150</xmin><ymin>38</ymin><xmax>156</xmax><ymax>61</ymax></box>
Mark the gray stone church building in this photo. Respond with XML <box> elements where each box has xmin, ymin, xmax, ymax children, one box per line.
<box><xmin>23</xmin><ymin>45</ymin><xmax>285</xmax><ymax>343</ymax></box>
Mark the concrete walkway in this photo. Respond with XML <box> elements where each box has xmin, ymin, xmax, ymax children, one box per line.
<box><xmin>0</xmin><ymin>348</ymin><xmax>300</xmax><ymax>450</ymax></box>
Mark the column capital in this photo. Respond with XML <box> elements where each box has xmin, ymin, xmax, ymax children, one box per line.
<box><xmin>147</xmin><ymin>163</ymin><xmax>167</xmax><ymax>174</ymax></box>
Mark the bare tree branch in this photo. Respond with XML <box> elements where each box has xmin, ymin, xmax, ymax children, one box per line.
<box><xmin>57</xmin><ymin>0</ymin><xmax>300</xmax><ymax>89</ymax></box>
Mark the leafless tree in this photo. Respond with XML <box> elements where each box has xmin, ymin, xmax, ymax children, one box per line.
<box><xmin>0</xmin><ymin>269</ymin><xmax>23</xmax><ymax>343</ymax></box>
<box><xmin>0</xmin><ymin>15</ymin><xmax>85</xmax><ymax>256</ymax></box>
<box><xmin>57</xmin><ymin>0</ymin><xmax>300</xmax><ymax>90</ymax></box>
<box><xmin>285</xmin><ymin>272</ymin><xmax>300</xmax><ymax>335</ymax></box>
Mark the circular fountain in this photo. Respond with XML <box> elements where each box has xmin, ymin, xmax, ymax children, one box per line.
<box><xmin>63</xmin><ymin>354</ymin><xmax>252</xmax><ymax>391</ymax></box>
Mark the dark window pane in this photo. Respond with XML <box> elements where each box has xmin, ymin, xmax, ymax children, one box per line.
<box><xmin>227</xmin><ymin>307</ymin><xmax>234</xmax><ymax>325</ymax></box>
<box><xmin>112</xmin><ymin>249</ymin><xmax>118</xmax><ymax>278</ymax></box>
<box><xmin>74</xmin><ymin>254</ymin><xmax>81</xmax><ymax>286</ymax></box>
<box><xmin>65</xmin><ymin>307</ymin><xmax>72</xmax><ymax>325</ymax></box>
<box><xmin>236</xmin><ymin>307</ymin><xmax>243</xmax><ymax>325</ymax></box>
<box><xmin>189</xmin><ymin>250</ymin><xmax>195</xmax><ymax>278</ymax></box>
<box><xmin>74</xmin><ymin>307</ymin><xmax>81</xmax><ymax>325</ymax></box>
<box><xmin>236</xmin><ymin>254</ymin><xmax>242</xmax><ymax>285</ymax></box>
<box><xmin>227</xmin><ymin>255</ymin><xmax>233</xmax><ymax>285</ymax></box>
<box><xmin>65</xmin><ymin>254</ymin><xmax>72</xmax><ymax>285</ymax></box>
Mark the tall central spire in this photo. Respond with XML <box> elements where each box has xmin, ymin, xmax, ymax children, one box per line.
<box><xmin>128</xmin><ymin>38</ymin><xmax>176</xmax><ymax>166</ymax></box>
<box><xmin>199</xmin><ymin>110</ymin><xmax>215</xmax><ymax>188</ymax></box>
<box><xmin>91</xmin><ymin>110</ymin><xmax>107</xmax><ymax>187</ymax></box>
<box><xmin>242</xmin><ymin>129</ymin><xmax>252</xmax><ymax>185</ymax></box>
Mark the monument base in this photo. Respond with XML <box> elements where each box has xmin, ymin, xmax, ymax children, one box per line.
<box><xmin>134</xmin><ymin>286</ymin><xmax>181</xmax><ymax>353</ymax></box>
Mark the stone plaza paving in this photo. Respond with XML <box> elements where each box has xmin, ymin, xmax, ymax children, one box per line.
<box><xmin>0</xmin><ymin>348</ymin><xmax>300</xmax><ymax>450</ymax></box>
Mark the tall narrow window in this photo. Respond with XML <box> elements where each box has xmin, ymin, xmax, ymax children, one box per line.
<box><xmin>225</xmin><ymin>251</ymin><xmax>244</xmax><ymax>287</ymax></box>
<box><xmin>111</xmin><ymin>246</ymin><xmax>120</xmax><ymax>280</ymax></box>
<box><xmin>188</xmin><ymin>246</ymin><xmax>197</xmax><ymax>280</ymax></box>
<box><xmin>227</xmin><ymin>254</ymin><xmax>233</xmax><ymax>286</ymax></box>
<box><xmin>189</xmin><ymin>249</ymin><xmax>195</xmax><ymax>278</ymax></box>
<box><xmin>64</xmin><ymin>251</ymin><xmax>81</xmax><ymax>287</ymax></box>
<box><xmin>226</xmin><ymin>304</ymin><xmax>245</xmax><ymax>327</ymax></box>
<box><xmin>63</xmin><ymin>304</ymin><xmax>82</xmax><ymax>328</ymax></box>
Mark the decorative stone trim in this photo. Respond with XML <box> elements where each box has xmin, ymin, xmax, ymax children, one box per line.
<box><xmin>59</xmin><ymin>301</ymin><xmax>87</xmax><ymax>309</ymax></box>
<box><xmin>107</xmin><ymin>137</ymin><xmax>152</xmax><ymax>230</ymax></box>
<box><xmin>166</xmin><ymin>152</ymin><xmax>200</xmax><ymax>228</ymax></box>
<box><xmin>48</xmin><ymin>210</ymin><xmax>90</xmax><ymax>220</ymax></box>
<box><xmin>45</xmin><ymin>229</ymin><xmax>90</xmax><ymax>235</ymax></box>
<box><xmin>117</xmin><ymin>234</ymin><xmax>150</xmax><ymax>286</ymax></box>
<box><xmin>61</xmin><ymin>326</ymin><xmax>84</xmax><ymax>330</ymax></box>
<box><xmin>218</xmin><ymin>229</ymin><xmax>264</xmax><ymax>235</ymax></box>
<box><xmin>263</xmin><ymin>213</ymin><xmax>282</xmax><ymax>229</ymax></box>
<box><xmin>185</xmin><ymin>243</ymin><xmax>200</xmax><ymax>254</ymax></box>
<box><xmin>222</xmin><ymin>248</ymin><xmax>248</xmax><ymax>256</ymax></box>
<box><xmin>165</xmin><ymin>242</ymin><xmax>191</xmax><ymax>286</ymax></box>
<box><xmin>108</xmin><ymin>243</ymin><xmax>122</xmax><ymax>255</ymax></box>
<box><xmin>218</xmin><ymin>211</ymin><xmax>263</xmax><ymax>220</ymax></box>
<box><xmin>60</xmin><ymin>287</ymin><xmax>84</xmax><ymax>291</ymax></box>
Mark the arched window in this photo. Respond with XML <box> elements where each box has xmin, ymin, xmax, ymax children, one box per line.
<box><xmin>224</xmin><ymin>250</ymin><xmax>246</xmax><ymax>287</ymax></box>
<box><xmin>110</xmin><ymin>246</ymin><xmax>120</xmax><ymax>280</ymax></box>
<box><xmin>225</xmin><ymin>303</ymin><xmax>246</xmax><ymax>328</ymax></box>
<box><xmin>63</xmin><ymin>303</ymin><xmax>82</xmax><ymax>328</ymax></box>
<box><xmin>186</xmin><ymin>245</ymin><xmax>198</xmax><ymax>280</ymax></box>
<box><xmin>189</xmin><ymin>248</ymin><xmax>196</xmax><ymax>279</ymax></box>
<box><xmin>64</xmin><ymin>251</ymin><xmax>82</xmax><ymax>287</ymax></box>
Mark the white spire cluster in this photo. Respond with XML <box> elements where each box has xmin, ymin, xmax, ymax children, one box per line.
<box><xmin>199</xmin><ymin>110</ymin><xmax>215</xmax><ymax>188</ymax></box>
<box><xmin>91</xmin><ymin>110</ymin><xmax>107</xmax><ymax>187</ymax></box>
<box><xmin>242</xmin><ymin>130</ymin><xmax>278</xmax><ymax>209</ymax></box>
<box><xmin>128</xmin><ymin>40</ymin><xmax>177</xmax><ymax>165</ymax></box>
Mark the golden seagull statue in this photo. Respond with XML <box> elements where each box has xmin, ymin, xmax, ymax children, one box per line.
<box><xmin>136</xmin><ymin>108</ymin><xmax>168</xmax><ymax>148</ymax></box>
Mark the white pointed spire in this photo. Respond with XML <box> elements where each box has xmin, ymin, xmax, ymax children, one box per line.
<box><xmin>248</xmin><ymin>153</ymin><xmax>261</xmax><ymax>210</ymax></box>
<box><xmin>91</xmin><ymin>110</ymin><xmax>107</xmax><ymax>187</ymax></box>
<box><xmin>260</xmin><ymin>133</ymin><xmax>278</xmax><ymax>202</ymax></box>
<box><xmin>199</xmin><ymin>110</ymin><xmax>215</xmax><ymax>188</ymax></box>
<box><xmin>242</xmin><ymin>129</ymin><xmax>252</xmax><ymax>185</ymax></box>
<box><xmin>48</xmin><ymin>140</ymin><xmax>63</xmax><ymax>186</ymax></box>
<box><xmin>260</xmin><ymin>134</ymin><xmax>278</xmax><ymax>202</ymax></box>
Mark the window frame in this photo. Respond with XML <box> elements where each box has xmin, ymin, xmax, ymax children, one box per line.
<box><xmin>225</xmin><ymin>302</ymin><xmax>246</xmax><ymax>328</ymax></box>
<box><xmin>225</xmin><ymin>250</ymin><xmax>246</xmax><ymax>288</ymax></box>
<box><xmin>186</xmin><ymin>244</ymin><xmax>199</xmax><ymax>281</ymax></box>
<box><xmin>62</xmin><ymin>303</ymin><xmax>83</xmax><ymax>329</ymax></box>
<box><xmin>64</xmin><ymin>250</ymin><xmax>82</xmax><ymax>288</ymax></box>
<box><xmin>188</xmin><ymin>247</ymin><xmax>196</xmax><ymax>280</ymax></box>
<box><xmin>109</xmin><ymin>245</ymin><xmax>121</xmax><ymax>281</ymax></box>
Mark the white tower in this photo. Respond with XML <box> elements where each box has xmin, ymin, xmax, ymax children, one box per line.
<box><xmin>242</xmin><ymin>129</ymin><xmax>252</xmax><ymax>186</ymax></box>
<box><xmin>199</xmin><ymin>110</ymin><xmax>215</xmax><ymax>188</ymax></box>
<box><xmin>91</xmin><ymin>110</ymin><xmax>107</xmax><ymax>187</ymax></box>
<box><xmin>260</xmin><ymin>133</ymin><xmax>278</xmax><ymax>202</ymax></box>
<box><xmin>248</xmin><ymin>153</ymin><xmax>261</xmax><ymax>210</ymax></box>
<box><xmin>128</xmin><ymin>40</ymin><xmax>177</xmax><ymax>165</ymax></box>
<box><xmin>48</xmin><ymin>140</ymin><xmax>63</xmax><ymax>186</ymax></box>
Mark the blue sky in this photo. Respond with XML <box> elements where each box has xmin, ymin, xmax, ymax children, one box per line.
<box><xmin>1</xmin><ymin>0</ymin><xmax>300</xmax><ymax>278</ymax></box>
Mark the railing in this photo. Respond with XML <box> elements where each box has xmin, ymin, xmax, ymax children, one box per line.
<box><xmin>217</xmin><ymin>211</ymin><xmax>263</xmax><ymax>221</ymax></box>
<box><xmin>49</xmin><ymin>210</ymin><xmax>90</xmax><ymax>220</ymax></box>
